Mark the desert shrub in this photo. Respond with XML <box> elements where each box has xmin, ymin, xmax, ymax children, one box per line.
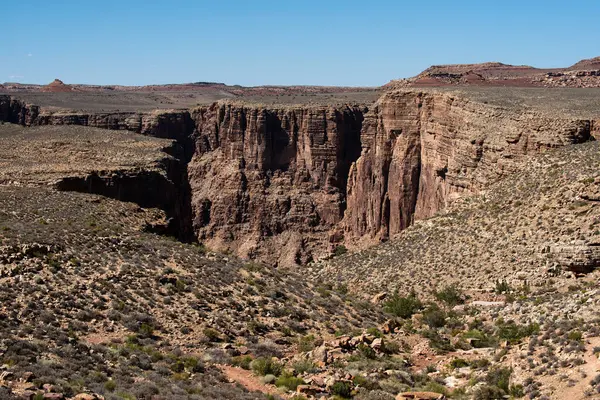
<box><xmin>497</xmin><ymin>322</ymin><xmax>539</xmax><ymax>343</ymax></box>
<box><xmin>383</xmin><ymin>291</ymin><xmax>422</xmax><ymax>319</ymax></box>
<box><xmin>103</xmin><ymin>379</ymin><xmax>117</xmax><ymax>392</ymax></box>
<box><xmin>251</xmin><ymin>357</ymin><xmax>283</xmax><ymax>376</ymax></box>
<box><xmin>354</xmin><ymin>389</ymin><xmax>394</xmax><ymax>400</ymax></box>
<box><xmin>138</xmin><ymin>323</ymin><xmax>154</xmax><ymax>339</ymax></box>
<box><xmin>450</xmin><ymin>358</ymin><xmax>470</xmax><ymax>369</ymax></box>
<box><xmin>352</xmin><ymin>374</ymin><xmax>380</xmax><ymax>390</ymax></box>
<box><xmin>422</xmin><ymin>329</ymin><xmax>454</xmax><ymax>353</ymax></box>
<box><xmin>275</xmin><ymin>371</ymin><xmax>304</xmax><ymax>391</ymax></box>
<box><xmin>292</xmin><ymin>359</ymin><xmax>317</xmax><ymax>374</ymax></box>
<box><xmin>463</xmin><ymin>329</ymin><xmax>496</xmax><ymax>348</ymax></box>
<box><xmin>366</xmin><ymin>327</ymin><xmax>383</xmax><ymax>338</ymax></box>
<box><xmin>231</xmin><ymin>355</ymin><xmax>253</xmax><ymax>370</ymax></box>
<box><xmin>434</xmin><ymin>284</ymin><xmax>465</xmax><ymax>307</ymax></box>
<box><xmin>568</xmin><ymin>330</ymin><xmax>583</xmax><ymax>342</ymax></box>
<box><xmin>473</xmin><ymin>384</ymin><xmax>505</xmax><ymax>400</ymax></box>
<box><xmin>357</xmin><ymin>343</ymin><xmax>377</xmax><ymax>359</ymax></box>
<box><xmin>509</xmin><ymin>384</ymin><xmax>524</xmax><ymax>398</ymax></box>
<box><xmin>202</xmin><ymin>327</ymin><xmax>221</xmax><ymax>342</ymax></box>
<box><xmin>331</xmin><ymin>381</ymin><xmax>353</xmax><ymax>398</ymax></box>
<box><xmin>298</xmin><ymin>334</ymin><xmax>316</xmax><ymax>352</ymax></box>
<box><xmin>485</xmin><ymin>367</ymin><xmax>512</xmax><ymax>393</ymax></box>
<box><xmin>494</xmin><ymin>280</ymin><xmax>512</xmax><ymax>294</ymax></box>
<box><xmin>333</xmin><ymin>245</ymin><xmax>348</xmax><ymax>257</ymax></box>
<box><xmin>381</xmin><ymin>340</ymin><xmax>400</xmax><ymax>355</ymax></box>
<box><xmin>183</xmin><ymin>356</ymin><xmax>204</xmax><ymax>372</ymax></box>
<box><xmin>422</xmin><ymin>304</ymin><xmax>447</xmax><ymax>329</ymax></box>
<box><xmin>422</xmin><ymin>381</ymin><xmax>448</xmax><ymax>396</ymax></box>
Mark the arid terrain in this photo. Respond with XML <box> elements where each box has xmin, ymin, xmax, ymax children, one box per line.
<box><xmin>0</xmin><ymin>58</ymin><xmax>600</xmax><ymax>400</ymax></box>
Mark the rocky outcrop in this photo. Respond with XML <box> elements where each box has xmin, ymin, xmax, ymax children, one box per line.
<box><xmin>43</xmin><ymin>79</ymin><xmax>74</xmax><ymax>92</ymax></box>
<box><xmin>344</xmin><ymin>91</ymin><xmax>592</xmax><ymax>244</ymax></box>
<box><xmin>55</xmin><ymin>159</ymin><xmax>194</xmax><ymax>241</ymax></box>
<box><xmin>551</xmin><ymin>242</ymin><xmax>600</xmax><ymax>274</ymax></box>
<box><xmin>0</xmin><ymin>96</ymin><xmax>195</xmax><ymax>158</ymax></box>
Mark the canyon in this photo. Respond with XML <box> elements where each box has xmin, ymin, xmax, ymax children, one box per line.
<box><xmin>2</xmin><ymin>57</ymin><xmax>600</xmax><ymax>400</ymax></box>
<box><xmin>1</xmin><ymin>87</ymin><xmax>597</xmax><ymax>267</ymax></box>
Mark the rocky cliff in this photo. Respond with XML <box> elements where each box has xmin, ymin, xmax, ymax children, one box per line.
<box><xmin>343</xmin><ymin>91</ymin><xmax>593</xmax><ymax>245</ymax></box>
<box><xmin>188</xmin><ymin>103</ymin><xmax>365</xmax><ymax>265</ymax></box>
<box><xmin>0</xmin><ymin>92</ymin><xmax>595</xmax><ymax>266</ymax></box>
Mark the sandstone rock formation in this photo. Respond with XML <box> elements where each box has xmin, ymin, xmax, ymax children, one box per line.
<box><xmin>343</xmin><ymin>90</ymin><xmax>592</xmax><ymax>245</ymax></box>
<box><xmin>43</xmin><ymin>78</ymin><xmax>74</xmax><ymax>92</ymax></box>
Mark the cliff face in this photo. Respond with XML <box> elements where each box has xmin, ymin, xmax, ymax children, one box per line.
<box><xmin>188</xmin><ymin>103</ymin><xmax>365</xmax><ymax>265</ymax></box>
<box><xmin>0</xmin><ymin>95</ymin><xmax>195</xmax><ymax>155</ymax></box>
<box><xmin>344</xmin><ymin>91</ymin><xmax>592</xmax><ymax>244</ymax></box>
<box><xmin>0</xmin><ymin>93</ymin><xmax>595</xmax><ymax>265</ymax></box>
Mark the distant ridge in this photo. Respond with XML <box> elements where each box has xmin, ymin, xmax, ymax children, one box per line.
<box><xmin>386</xmin><ymin>56</ymin><xmax>600</xmax><ymax>88</ymax></box>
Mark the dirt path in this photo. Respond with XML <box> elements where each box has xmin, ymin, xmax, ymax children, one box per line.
<box><xmin>218</xmin><ymin>364</ymin><xmax>283</xmax><ymax>397</ymax></box>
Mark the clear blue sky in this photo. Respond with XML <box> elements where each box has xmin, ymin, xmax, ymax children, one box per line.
<box><xmin>2</xmin><ymin>0</ymin><xmax>599</xmax><ymax>86</ymax></box>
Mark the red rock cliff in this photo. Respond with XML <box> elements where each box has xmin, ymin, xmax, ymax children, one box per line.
<box><xmin>188</xmin><ymin>103</ymin><xmax>365</xmax><ymax>265</ymax></box>
<box><xmin>344</xmin><ymin>91</ymin><xmax>592</xmax><ymax>245</ymax></box>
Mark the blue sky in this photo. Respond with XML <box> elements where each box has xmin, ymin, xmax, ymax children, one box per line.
<box><xmin>2</xmin><ymin>0</ymin><xmax>599</xmax><ymax>86</ymax></box>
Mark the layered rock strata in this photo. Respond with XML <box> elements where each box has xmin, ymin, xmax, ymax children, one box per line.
<box><xmin>0</xmin><ymin>92</ymin><xmax>595</xmax><ymax>265</ymax></box>
<box><xmin>343</xmin><ymin>91</ymin><xmax>593</xmax><ymax>244</ymax></box>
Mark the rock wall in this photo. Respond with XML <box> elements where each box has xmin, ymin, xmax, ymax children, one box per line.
<box><xmin>0</xmin><ymin>93</ymin><xmax>595</xmax><ymax>266</ymax></box>
<box><xmin>188</xmin><ymin>103</ymin><xmax>365</xmax><ymax>265</ymax></box>
<box><xmin>344</xmin><ymin>91</ymin><xmax>593</xmax><ymax>244</ymax></box>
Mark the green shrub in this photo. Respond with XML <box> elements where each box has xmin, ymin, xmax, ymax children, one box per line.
<box><xmin>298</xmin><ymin>334</ymin><xmax>316</xmax><ymax>352</ymax></box>
<box><xmin>422</xmin><ymin>304</ymin><xmax>447</xmax><ymax>328</ymax></box>
<box><xmin>383</xmin><ymin>291</ymin><xmax>422</xmax><ymax>319</ymax></box>
<box><xmin>333</xmin><ymin>245</ymin><xmax>348</xmax><ymax>257</ymax></box>
<box><xmin>494</xmin><ymin>280</ymin><xmax>512</xmax><ymax>294</ymax></box>
<box><xmin>422</xmin><ymin>329</ymin><xmax>454</xmax><ymax>354</ymax></box>
<box><xmin>509</xmin><ymin>384</ymin><xmax>524</xmax><ymax>398</ymax></box>
<box><xmin>357</xmin><ymin>343</ymin><xmax>377</xmax><ymax>359</ymax></box>
<box><xmin>366</xmin><ymin>327</ymin><xmax>383</xmax><ymax>338</ymax></box>
<box><xmin>463</xmin><ymin>329</ymin><xmax>496</xmax><ymax>348</ymax></box>
<box><xmin>485</xmin><ymin>367</ymin><xmax>512</xmax><ymax>393</ymax></box>
<box><xmin>473</xmin><ymin>384</ymin><xmax>505</xmax><ymax>400</ymax></box>
<box><xmin>352</xmin><ymin>375</ymin><xmax>380</xmax><ymax>390</ymax></box>
<box><xmin>275</xmin><ymin>371</ymin><xmax>305</xmax><ymax>391</ymax></box>
<box><xmin>434</xmin><ymin>284</ymin><xmax>465</xmax><ymax>307</ymax></box>
<box><xmin>568</xmin><ymin>330</ymin><xmax>583</xmax><ymax>342</ymax></box>
<box><xmin>331</xmin><ymin>381</ymin><xmax>353</xmax><ymax>398</ymax></box>
<box><xmin>183</xmin><ymin>356</ymin><xmax>204</xmax><ymax>372</ymax></box>
<box><xmin>449</xmin><ymin>358</ymin><xmax>470</xmax><ymax>369</ymax></box>
<box><xmin>423</xmin><ymin>381</ymin><xmax>448</xmax><ymax>396</ymax></box>
<box><xmin>104</xmin><ymin>379</ymin><xmax>117</xmax><ymax>392</ymax></box>
<box><xmin>497</xmin><ymin>322</ymin><xmax>539</xmax><ymax>343</ymax></box>
<box><xmin>138</xmin><ymin>323</ymin><xmax>154</xmax><ymax>338</ymax></box>
<box><xmin>382</xmin><ymin>340</ymin><xmax>400</xmax><ymax>355</ymax></box>
<box><xmin>261</xmin><ymin>374</ymin><xmax>277</xmax><ymax>384</ymax></box>
<box><xmin>232</xmin><ymin>355</ymin><xmax>253</xmax><ymax>370</ymax></box>
<box><xmin>292</xmin><ymin>359</ymin><xmax>317</xmax><ymax>374</ymax></box>
<box><xmin>251</xmin><ymin>357</ymin><xmax>283</xmax><ymax>376</ymax></box>
<box><xmin>203</xmin><ymin>327</ymin><xmax>221</xmax><ymax>342</ymax></box>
